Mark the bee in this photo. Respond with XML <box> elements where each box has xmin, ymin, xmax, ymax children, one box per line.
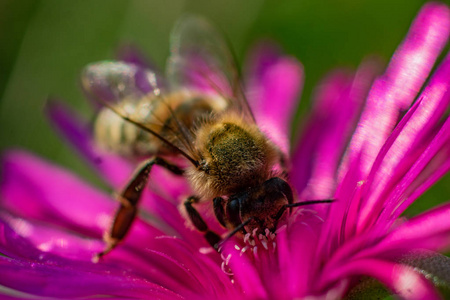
<box><xmin>82</xmin><ymin>16</ymin><xmax>332</xmax><ymax>260</ymax></box>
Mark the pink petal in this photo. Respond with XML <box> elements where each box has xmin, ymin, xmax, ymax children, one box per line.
<box><xmin>1</xmin><ymin>212</ymin><xmax>105</xmax><ymax>261</ymax></box>
<box><xmin>156</xmin><ymin>236</ymin><xmax>231</xmax><ymax>282</ymax></box>
<box><xmin>0</xmin><ymin>258</ymin><xmax>180</xmax><ymax>299</ymax></box>
<box><xmin>246</xmin><ymin>43</ymin><xmax>304</xmax><ymax>155</ymax></box>
<box><xmin>0</xmin><ymin>211</ymin><xmax>181</xmax><ymax>282</ymax></box>
<box><xmin>385</xmin><ymin>3</ymin><xmax>450</xmax><ymax>110</ymax></box>
<box><xmin>380</xmin><ymin>117</ymin><xmax>450</xmax><ymax>225</ymax></box>
<box><xmin>370</xmin><ymin>202</ymin><xmax>450</xmax><ymax>256</ymax></box>
<box><xmin>344</xmin><ymin>2</ymin><xmax>450</xmax><ymax>177</ymax></box>
<box><xmin>1</xmin><ymin>150</ymin><xmax>114</xmax><ymax>236</ymax></box>
<box><xmin>293</xmin><ymin>60</ymin><xmax>377</xmax><ymax>201</ymax></box>
<box><xmin>148</xmin><ymin>237</ymin><xmax>239</xmax><ymax>299</ymax></box>
<box><xmin>0</xmin><ymin>220</ymin><xmax>182</xmax><ymax>299</ymax></box>
<box><xmin>400</xmin><ymin>153</ymin><xmax>450</xmax><ymax>215</ymax></box>
<box><xmin>0</xmin><ymin>150</ymin><xmax>183</xmax><ymax>258</ymax></box>
<box><xmin>0</xmin><ymin>215</ymin><xmax>235</xmax><ymax>299</ymax></box>
<box><xmin>348</xmin><ymin>96</ymin><xmax>423</xmax><ymax>233</ymax></box>
<box><xmin>45</xmin><ymin>100</ymin><xmax>133</xmax><ymax>188</ymax></box>
<box><xmin>316</xmin><ymin>151</ymin><xmax>366</xmax><ymax>267</ymax></box>
<box><xmin>292</xmin><ymin>70</ymin><xmax>353</xmax><ymax>198</ymax></box>
<box><xmin>0</xmin><ymin>150</ymin><xmax>228</xmax><ymax>294</ymax></box>
<box><xmin>245</xmin><ymin>42</ymin><xmax>283</xmax><ymax>85</ymax></box>
<box><xmin>0</xmin><ymin>217</ymin><xmax>133</xmax><ymax>279</ymax></box>
<box><xmin>223</xmin><ymin>243</ymin><xmax>268</xmax><ymax>299</ymax></box>
<box><xmin>319</xmin><ymin>258</ymin><xmax>441</xmax><ymax>300</ymax></box>
<box><xmin>281</xmin><ymin>210</ymin><xmax>325</xmax><ymax>297</ymax></box>
<box><xmin>358</xmin><ymin>50</ymin><xmax>450</xmax><ymax>229</ymax></box>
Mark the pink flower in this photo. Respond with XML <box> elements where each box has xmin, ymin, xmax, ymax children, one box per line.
<box><xmin>1</xmin><ymin>2</ymin><xmax>450</xmax><ymax>299</ymax></box>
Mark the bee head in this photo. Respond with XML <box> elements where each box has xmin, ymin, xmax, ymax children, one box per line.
<box><xmin>228</xmin><ymin>177</ymin><xmax>294</xmax><ymax>233</ymax></box>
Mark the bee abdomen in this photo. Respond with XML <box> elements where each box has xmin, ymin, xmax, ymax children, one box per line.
<box><xmin>94</xmin><ymin>91</ymin><xmax>228</xmax><ymax>159</ymax></box>
<box><xmin>94</xmin><ymin>106</ymin><xmax>161</xmax><ymax>157</ymax></box>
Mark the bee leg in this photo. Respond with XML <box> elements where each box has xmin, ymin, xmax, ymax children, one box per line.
<box><xmin>213</xmin><ymin>197</ymin><xmax>227</xmax><ymax>228</ymax></box>
<box><xmin>184</xmin><ymin>196</ymin><xmax>221</xmax><ymax>249</ymax></box>
<box><xmin>94</xmin><ymin>157</ymin><xmax>183</xmax><ymax>262</ymax></box>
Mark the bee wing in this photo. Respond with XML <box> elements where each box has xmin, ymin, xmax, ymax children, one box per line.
<box><xmin>81</xmin><ymin>61</ymin><xmax>166</xmax><ymax>109</ymax></box>
<box><xmin>167</xmin><ymin>15</ymin><xmax>256</xmax><ymax>123</ymax></box>
<box><xmin>82</xmin><ymin>61</ymin><xmax>200</xmax><ymax>165</ymax></box>
<box><xmin>81</xmin><ymin>61</ymin><xmax>169</xmax><ymax>132</ymax></box>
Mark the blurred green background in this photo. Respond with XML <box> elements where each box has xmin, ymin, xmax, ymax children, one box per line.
<box><xmin>0</xmin><ymin>0</ymin><xmax>449</xmax><ymax>216</ymax></box>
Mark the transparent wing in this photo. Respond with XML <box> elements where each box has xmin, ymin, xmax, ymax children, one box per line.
<box><xmin>81</xmin><ymin>61</ymin><xmax>199</xmax><ymax>165</ymax></box>
<box><xmin>167</xmin><ymin>14</ymin><xmax>256</xmax><ymax>123</ymax></box>
<box><xmin>81</xmin><ymin>61</ymin><xmax>166</xmax><ymax>107</ymax></box>
<box><xmin>82</xmin><ymin>61</ymin><xmax>170</xmax><ymax>135</ymax></box>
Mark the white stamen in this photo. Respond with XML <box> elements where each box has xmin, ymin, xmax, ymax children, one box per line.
<box><xmin>37</xmin><ymin>242</ymin><xmax>51</xmax><ymax>252</ymax></box>
<box><xmin>243</xmin><ymin>233</ymin><xmax>251</xmax><ymax>244</ymax></box>
<box><xmin>199</xmin><ymin>247</ymin><xmax>214</xmax><ymax>254</ymax></box>
<box><xmin>312</xmin><ymin>213</ymin><xmax>325</xmax><ymax>222</ymax></box>
<box><xmin>92</xmin><ymin>255</ymin><xmax>100</xmax><ymax>264</ymax></box>
<box><xmin>260</xmin><ymin>239</ymin><xmax>268</xmax><ymax>250</ymax></box>
<box><xmin>225</xmin><ymin>254</ymin><xmax>232</xmax><ymax>265</ymax></box>
<box><xmin>275</xmin><ymin>224</ymin><xmax>287</xmax><ymax>234</ymax></box>
<box><xmin>240</xmin><ymin>246</ymin><xmax>250</xmax><ymax>256</ymax></box>
<box><xmin>221</xmin><ymin>261</ymin><xmax>234</xmax><ymax>276</ymax></box>
<box><xmin>300</xmin><ymin>221</ymin><xmax>315</xmax><ymax>234</ymax></box>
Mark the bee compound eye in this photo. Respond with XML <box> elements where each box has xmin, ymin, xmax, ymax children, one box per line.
<box><xmin>228</xmin><ymin>198</ymin><xmax>239</xmax><ymax>214</ymax></box>
<box><xmin>226</xmin><ymin>198</ymin><xmax>241</xmax><ymax>227</ymax></box>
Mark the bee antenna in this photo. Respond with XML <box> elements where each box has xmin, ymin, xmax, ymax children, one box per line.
<box><xmin>285</xmin><ymin>199</ymin><xmax>335</xmax><ymax>208</ymax></box>
<box><xmin>163</xmin><ymin>101</ymin><xmax>197</xmax><ymax>154</ymax></box>
<box><xmin>100</xmin><ymin>99</ymin><xmax>199</xmax><ymax>167</ymax></box>
<box><xmin>274</xmin><ymin>199</ymin><xmax>335</xmax><ymax>221</ymax></box>
<box><xmin>214</xmin><ymin>217</ymin><xmax>254</xmax><ymax>251</ymax></box>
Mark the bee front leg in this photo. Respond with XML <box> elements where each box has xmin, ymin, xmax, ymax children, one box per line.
<box><xmin>94</xmin><ymin>157</ymin><xmax>183</xmax><ymax>262</ymax></box>
<box><xmin>213</xmin><ymin>197</ymin><xmax>227</xmax><ymax>228</ymax></box>
<box><xmin>184</xmin><ymin>196</ymin><xmax>222</xmax><ymax>249</ymax></box>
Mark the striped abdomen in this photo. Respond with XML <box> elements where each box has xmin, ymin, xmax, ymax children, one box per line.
<box><xmin>94</xmin><ymin>90</ymin><xmax>227</xmax><ymax>158</ymax></box>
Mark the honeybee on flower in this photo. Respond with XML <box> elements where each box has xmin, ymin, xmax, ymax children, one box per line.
<box><xmin>83</xmin><ymin>16</ymin><xmax>331</xmax><ymax>260</ymax></box>
<box><xmin>1</xmin><ymin>2</ymin><xmax>450</xmax><ymax>299</ymax></box>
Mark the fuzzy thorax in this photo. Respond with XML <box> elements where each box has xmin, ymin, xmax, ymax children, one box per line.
<box><xmin>186</xmin><ymin>113</ymin><xmax>279</xmax><ymax>199</ymax></box>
